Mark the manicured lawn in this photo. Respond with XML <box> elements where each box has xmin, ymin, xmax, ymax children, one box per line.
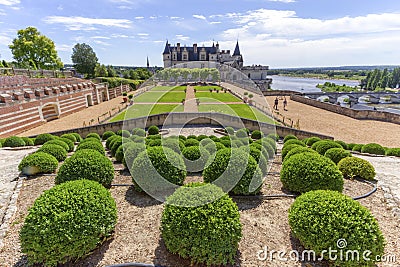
<box><xmin>198</xmin><ymin>104</ymin><xmax>276</xmax><ymax>124</ymax></box>
<box><xmin>195</xmin><ymin>92</ymin><xmax>241</xmax><ymax>103</ymax></box>
<box><xmin>150</xmin><ymin>86</ymin><xmax>187</xmax><ymax>91</ymax></box>
<box><xmin>109</xmin><ymin>104</ymin><xmax>184</xmax><ymax>122</ymax></box>
<box><xmin>134</xmin><ymin>91</ymin><xmax>186</xmax><ymax>103</ymax></box>
<box><xmin>194</xmin><ymin>85</ymin><xmax>222</xmax><ymax>91</ymax></box>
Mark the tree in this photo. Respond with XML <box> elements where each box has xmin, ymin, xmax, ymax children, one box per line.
<box><xmin>106</xmin><ymin>65</ymin><xmax>117</xmax><ymax>77</ymax></box>
<box><xmin>9</xmin><ymin>27</ymin><xmax>63</xmax><ymax>70</ymax></box>
<box><xmin>94</xmin><ymin>64</ymin><xmax>108</xmax><ymax>77</ymax></box>
<box><xmin>71</xmin><ymin>43</ymin><xmax>98</xmax><ymax>77</ymax></box>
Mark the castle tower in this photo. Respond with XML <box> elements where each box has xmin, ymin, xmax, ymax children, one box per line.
<box><xmin>232</xmin><ymin>40</ymin><xmax>243</xmax><ymax>68</ymax></box>
<box><xmin>163</xmin><ymin>40</ymin><xmax>172</xmax><ymax>68</ymax></box>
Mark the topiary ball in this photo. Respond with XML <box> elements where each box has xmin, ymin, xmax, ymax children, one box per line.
<box><xmin>37</xmin><ymin>144</ymin><xmax>67</xmax><ymax>162</ymax></box>
<box><xmin>148</xmin><ymin>125</ymin><xmax>159</xmax><ymax>135</ymax></box>
<box><xmin>131</xmin><ymin>147</ymin><xmax>186</xmax><ymax>192</ymax></box>
<box><xmin>361</xmin><ymin>143</ymin><xmax>386</xmax><ymax>155</ymax></box>
<box><xmin>283</xmin><ymin>134</ymin><xmax>297</xmax><ymax>143</ymax></box>
<box><xmin>182</xmin><ymin>146</ymin><xmax>211</xmax><ymax>173</ymax></box>
<box><xmin>305</xmin><ymin>136</ymin><xmax>321</xmax><ymax>147</ymax></box>
<box><xmin>71</xmin><ymin>133</ymin><xmax>83</xmax><ymax>142</ymax></box>
<box><xmin>266</xmin><ymin>133</ymin><xmax>279</xmax><ymax>141</ymax></box>
<box><xmin>352</xmin><ymin>144</ymin><xmax>363</xmax><ymax>152</ymax></box>
<box><xmin>162</xmin><ymin>138</ymin><xmax>185</xmax><ymax>154</ymax></box>
<box><xmin>196</xmin><ymin>134</ymin><xmax>208</xmax><ymax>141</ymax></box>
<box><xmin>148</xmin><ymin>139</ymin><xmax>162</xmax><ymax>147</ymax></box>
<box><xmin>161</xmin><ymin>183</ymin><xmax>242</xmax><ymax>266</ymax></box>
<box><xmin>102</xmin><ymin>131</ymin><xmax>116</xmax><ymax>140</ymax></box>
<box><xmin>289</xmin><ymin>190</ymin><xmax>385</xmax><ymax>267</ymax></box>
<box><xmin>60</xmin><ymin>133</ymin><xmax>77</xmax><ymax>143</ymax></box>
<box><xmin>337</xmin><ymin>157</ymin><xmax>376</xmax><ymax>181</ymax></box>
<box><xmin>242</xmin><ymin>146</ymin><xmax>269</xmax><ymax>176</ymax></box>
<box><xmin>106</xmin><ymin>135</ymin><xmax>121</xmax><ymax>150</ymax></box>
<box><xmin>123</xmin><ymin>143</ymin><xmax>146</xmax><ymax>169</ymax></box>
<box><xmin>132</xmin><ymin>128</ymin><xmax>146</xmax><ymax>137</ymax></box>
<box><xmin>59</xmin><ymin>138</ymin><xmax>75</xmax><ymax>152</ymax></box>
<box><xmin>386</xmin><ymin>148</ymin><xmax>400</xmax><ymax>157</ymax></box>
<box><xmin>235</xmin><ymin>128</ymin><xmax>248</xmax><ymax>138</ymax></box>
<box><xmin>34</xmin><ymin>133</ymin><xmax>56</xmax><ymax>145</ymax></box>
<box><xmin>184</xmin><ymin>138</ymin><xmax>200</xmax><ymax>147</ymax></box>
<box><xmin>324</xmin><ymin>148</ymin><xmax>352</xmax><ymax>164</ymax></box>
<box><xmin>4</xmin><ymin>136</ymin><xmax>26</xmax><ymax>147</ymax></box>
<box><xmin>20</xmin><ymin>179</ymin><xmax>117</xmax><ymax>266</ymax></box>
<box><xmin>116</xmin><ymin>129</ymin><xmax>131</xmax><ymax>138</ymax></box>
<box><xmin>55</xmin><ymin>149</ymin><xmax>114</xmax><ymax>187</ymax></box>
<box><xmin>284</xmin><ymin>139</ymin><xmax>307</xmax><ymax>147</ymax></box>
<box><xmin>313</xmin><ymin>140</ymin><xmax>342</xmax><ymax>155</ymax></box>
<box><xmin>203</xmin><ymin>142</ymin><xmax>225</xmax><ymax>155</ymax></box>
<box><xmin>283</xmin><ymin>146</ymin><xmax>318</xmax><ymax>162</ymax></box>
<box><xmin>86</xmin><ymin>132</ymin><xmax>101</xmax><ymax>140</ymax></box>
<box><xmin>225</xmin><ymin>126</ymin><xmax>235</xmax><ymax>135</ymax></box>
<box><xmin>44</xmin><ymin>139</ymin><xmax>70</xmax><ymax>152</ymax></box>
<box><xmin>280</xmin><ymin>153</ymin><xmax>344</xmax><ymax>193</ymax></box>
<box><xmin>250</xmin><ymin>130</ymin><xmax>263</xmax><ymax>140</ymax></box>
<box><xmin>18</xmin><ymin>152</ymin><xmax>58</xmax><ymax>175</ymax></box>
<box><xmin>203</xmin><ymin>148</ymin><xmax>263</xmax><ymax>195</ymax></box>
<box><xmin>21</xmin><ymin>137</ymin><xmax>34</xmax><ymax>146</ymax></box>
<box><xmin>281</xmin><ymin>144</ymin><xmax>303</xmax><ymax>160</ymax></box>
<box><xmin>335</xmin><ymin>140</ymin><xmax>348</xmax><ymax>150</ymax></box>
<box><xmin>76</xmin><ymin>140</ymin><xmax>105</xmax><ymax>155</ymax></box>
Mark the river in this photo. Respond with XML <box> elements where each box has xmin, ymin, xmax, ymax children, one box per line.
<box><xmin>269</xmin><ymin>75</ymin><xmax>360</xmax><ymax>93</ymax></box>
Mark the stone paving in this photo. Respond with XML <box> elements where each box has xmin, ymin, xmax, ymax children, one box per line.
<box><xmin>183</xmin><ymin>85</ymin><xmax>198</xmax><ymax>112</ymax></box>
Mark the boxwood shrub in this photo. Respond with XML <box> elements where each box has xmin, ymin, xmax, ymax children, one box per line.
<box><xmin>4</xmin><ymin>136</ymin><xmax>26</xmax><ymax>147</ymax></box>
<box><xmin>305</xmin><ymin>136</ymin><xmax>321</xmax><ymax>147</ymax></box>
<box><xmin>199</xmin><ymin>137</ymin><xmax>214</xmax><ymax>148</ymax></box>
<box><xmin>196</xmin><ymin>134</ymin><xmax>208</xmax><ymax>141</ymax></box>
<box><xmin>335</xmin><ymin>140</ymin><xmax>348</xmax><ymax>150</ymax></box>
<box><xmin>386</xmin><ymin>148</ymin><xmax>400</xmax><ymax>157</ymax></box>
<box><xmin>280</xmin><ymin>153</ymin><xmax>344</xmax><ymax>193</ymax></box>
<box><xmin>178</xmin><ymin>135</ymin><xmax>187</xmax><ymax>141</ymax></box>
<box><xmin>250</xmin><ymin>130</ymin><xmax>263</xmax><ymax>140</ymax></box>
<box><xmin>283</xmin><ymin>147</ymin><xmax>317</xmax><ymax>162</ymax></box>
<box><xmin>80</xmin><ymin>137</ymin><xmax>102</xmax><ymax>144</ymax></box>
<box><xmin>337</xmin><ymin>157</ymin><xmax>376</xmax><ymax>181</ymax></box>
<box><xmin>352</xmin><ymin>144</ymin><xmax>363</xmax><ymax>152</ymax></box>
<box><xmin>147</xmin><ymin>125</ymin><xmax>159</xmax><ymax>135</ymax></box>
<box><xmin>284</xmin><ymin>139</ymin><xmax>306</xmax><ymax>147</ymax></box>
<box><xmin>102</xmin><ymin>131</ymin><xmax>115</xmax><ymax>140</ymax></box>
<box><xmin>161</xmin><ymin>183</ymin><xmax>242</xmax><ymax>266</ymax></box>
<box><xmin>225</xmin><ymin>126</ymin><xmax>235</xmax><ymax>135</ymax></box>
<box><xmin>187</xmin><ymin>135</ymin><xmax>197</xmax><ymax>140</ymax></box>
<box><xmin>44</xmin><ymin>140</ymin><xmax>70</xmax><ymax>152</ymax></box>
<box><xmin>184</xmin><ymin>138</ymin><xmax>200</xmax><ymax>147</ymax></box>
<box><xmin>131</xmin><ymin>147</ymin><xmax>186</xmax><ymax>192</ymax></box>
<box><xmin>76</xmin><ymin>140</ymin><xmax>105</xmax><ymax>155</ymax></box>
<box><xmin>347</xmin><ymin>143</ymin><xmax>357</xmax><ymax>150</ymax></box>
<box><xmin>59</xmin><ymin>138</ymin><xmax>75</xmax><ymax>152</ymax></box>
<box><xmin>313</xmin><ymin>140</ymin><xmax>342</xmax><ymax>155</ymax></box>
<box><xmin>71</xmin><ymin>133</ymin><xmax>82</xmax><ymax>142</ymax></box>
<box><xmin>203</xmin><ymin>142</ymin><xmax>226</xmax><ymax>155</ymax></box>
<box><xmin>289</xmin><ymin>190</ymin><xmax>385</xmax><ymax>267</ymax></box>
<box><xmin>21</xmin><ymin>137</ymin><xmax>34</xmax><ymax>146</ymax></box>
<box><xmin>86</xmin><ymin>132</ymin><xmax>101</xmax><ymax>140</ymax></box>
<box><xmin>361</xmin><ymin>143</ymin><xmax>386</xmax><ymax>155</ymax></box>
<box><xmin>37</xmin><ymin>144</ymin><xmax>67</xmax><ymax>162</ymax></box>
<box><xmin>132</xmin><ymin>128</ymin><xmax>146</xmax><ymax>137</ymax></box>
<box><xmin>283</xmin><ymin>134</ymin><xmax>297</xmax><ymax>143</ymax></box>
<box><xmin>20</xmin><ymin>179</ymin><xmax>117</xmax><ymax>266</ymax></box>
<box><xmin>106</xmin><ymin>135</ymin><xmax>121</xmax><ymax>149</ymax></box>
<box><xmin>0</xmin><ymin>138</ymin><xmax>5</xmax><ymax>146</ymax></box>
<box><xmin>182</xmin><ymin>146</ymin><xmax>211</xmax><ymax>173</ymax></box>
<box><xmin>203</xmin><ymin>148</ymin><xmax>263</xmax><ymax>195</ymax></box>
<box><xmin>116</xmin><ymin>129</ymin><xmax>131</xmax><ymax>138</ymax></box>
<box><xmin>60</xmin><ymin>133</ymin><xmax>77</xmax><ymax>143</ymax></box>
<box><xmin>235</xmin><ymin>128</ymin><xmax>249</xmax><ymax>138</ymax></box>
<box><xmin>162</xmin><ymin>137</ymin><xmax>185</xmax><ymax>154</ymax></box>
<box><xmin>148</xmin><ymin>139</ymin><xmax>162</xmax><ymax>147</ymax></box>
<box><xmin>0</xmin><ymin>141</ymin><xmax>2</xmax><ymax>148</ymax></box>
<box><xmin>244</xmin><ymin>146</ymin><xmax>268</xmax><ymax>176</ymax></box>
<box><xmin>123</xmin><ymin>143</ymin><xmax>146</xmax><ymax>169</ymax></box>
<box><xmin>55</xmin><ymin>149</ymin><xmax>114</xmax><ymax>187</ymax></box>
<box><xmin>266</xmin><ymin>133</ymin><xmax>279</xmax><ymax>141</ymax></box>
<box><xmin>18</xmin><ymin>152</ymin><xmax>58</xmax><ymax>175</ymax></box>
<box><xmin>281</xmin><ymin>144</ymin><xmax>303</xmax><ymax>160</ymax></box>
<box><xmin>324</xmin><ymin>148</ymin><xmax>352</xmax><ymax>164</ymax></box>
<box><xmin>34</xmin><ymin>133</ymin><xmax>56</xmax><ymax>145</ymax></box>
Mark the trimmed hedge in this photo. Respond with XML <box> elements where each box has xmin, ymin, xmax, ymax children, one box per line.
<box><xmin>4</xmin><ymin>136</ymin><xmax>26</xmax><ymax>147</ymax></box>
<box><xmin>86</xmin><ymin>133</ymin><xmax>101</xmax><ymax>140</ymax></box>
<box><xmin>184</xmin><ymin>138</ymin><xmax>200</xmax><ymax>147</ymax></box>
<box><xmin>283</xmin><ymin>146</ymin><xmax>317</xmax><ymax>162</ymax></box>
<box><xmin>352</xmin><ymin>144</ymin><xmax>363</xmax><ymax>152</ymax></box>
<box><xmin>245</xmin><ymin>146</ymin><xmax>268</xmax><ymax>176</ymax></box>
<box><xmin>162</xmin><ymin>138</ymin><xmax>185</xmax><ymax>154</ymax></box>
<box><xmin>34</xmin><ymin>133</ymin><xmax>56</xmax><ymax>145</ymax></box>
<box><xmin>80</xmin><ymin>137</ymin><xmax>102</xmax><ymax>144</ymax></box>
<box><xmin>305</xmin><ymin>137</ymin><xmax>321</xmax><ymax>147</ymax></box>
<box><xmin>132</xmin><ymin>128</ymin><xmax>146</xmax><ymax>137</ymax></box>
<box><xmin>123</xmin><ymin>143</ymin><xmax>146</xmax><ymax>169</ymax></box>
<box><xmin>60</xmin><ymin>133</ymin><xmax>77</xmax><ymax>143</ymax></box>
<box><xmin>266</xmin><ymin>133</ymin><xmax>279</xmax><ymax>141</ymax></box>
<box><xmin>55</xmin><ymin>149</ymin><xmax>114</xmax><ymax>187</ymax></box>
<box><xmin>203</xmin><ymin>148</ymin><xmax>263</xmax><ymax>195</ymax></box>
<box><xmin>225</xmin><ymin>126</ymin><xmax>235</xmax><ymax>135</ymax></box>
<box><xmin>148</xmin><ymin>139</ymin><xmax>162</xmax><ymax>147</ymax></box>
<box><xmin>59</xmin><ymin>138</ymin><xmax>75</xmax><ymax>152</ymax></box>
<box><xmin>106</xmin><ymin>135</ymin><xmax>121</xmax><ymax>150</ymax></box>
<box><xmin>37</xmin><ymin>144</ymin><xmax>67</xmax><ymax>162</ymax></box>
<box><xmin>203</xmin><ymin>142</ymin><xmax>226</xmax><ymax>155</ymax></box>
<box><xmin>283</xmin><ymin>134</ymin><xmax>297</xmax><ymax>143</ymax></box>
<box><xmin>361</xmin><ymin>143</ymin><xmax>386</xmax><ymax>155</ymax></box>
<box><xmin>182</xmin><ymin>146</ymin><xmax>211</xmax><ymax>173</ymax></box>
<box><xmin>148</xmin><ymin>125</ymin><xmax>159</xmax><ymax>135</ymax></box>
<box><xmin>338</xmin><ymin>157</ymin><xmax>376</xmax><ymax>181</ymax></box>
<box><xmin>18</xmin><ymin>152</ymin><xmax>58</xmax><ymax>175</ymax></box>
<box><xmin>313</xmin><ymin>140</ymin><xmax>342</xmax><ymax>155</ymax></box>
<box><xmin>196</xmin><ymin>134</ymin><xmax>208</xmax><ymax>141</ymax></box>
<box><xmin>250</xmin><ymin>130</ymin><xmax>263</xmax><ymax>140</ymax></box>
<box><xmin>324</xmin><ymin>148</ymin><xmax>352</xmax><ymax>164</ymax></box>
<box><xmin>20</xmin><ymin>180</ymin><xmax>117</xmax><ymax>266</ymax></box>
<box><xmin>386</xmin><ymin>148</ymin><xmax>400</xmax><ymax>157</ymax></box>
<box><xmin>76</xmin><ymin>140</ymin><xmax>105</xmax><ymax>155</ymax></box>
<box><xmin>161</xmin><ymin>183</ymin><xmax>242</xmax><ymax>266</ymax></box>
<box><xmin>235</xmin><ymin>128</ymin><xmax>249</xmax><ymax>138</ymax></box>
<box><xmin>284</xmin><ymin>139</ymin><xmax>306</xmax><ymax>147</ymax></box>
<box><xmin>102</xmin><ymin>131</ymin><xmax>116</xmax><ymax>140</ymax></box>
<box><xmin>44</xmin><ymin>140</ymin><xmax>69</xmax><ymax>152</ymax></box>
<box><xmin>71</xmin><ymin>133</ymin><xmax>82</xmax><ymax>142</ymax></box>
<box><xmin>335</xmin><ymin>140</ymin><xmax>348</xmax><ymax>150</ymax></box>
<box><xmin>21</xmin><ymin>137</ymin><xmax>34</xmax><ymax>146</ymax></box>
<box><xmin>281</xmin><ymin>144</ymin><xmax>303</xmax><ymax>160</ymax></box>
<box><xmin>116</xmin><ymin>129</ymin><xmax>131</xmax><ymax>138</ymax></box>
<box><xmin>289</xmin><ymin>190</ymin><xmax>385</xmax><ymax>267</ymax></box>
<box><xmin>280</xmin><ymin>153</ymin><xmax>344</xmax><ymax>193</ymax></box>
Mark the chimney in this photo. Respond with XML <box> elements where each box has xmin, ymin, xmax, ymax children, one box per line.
<box><xmin>216</xmin><ymin>42</ymin><xmax>219</xmax><ymax>51</ymax></box>
<box><xmin>227</xmin><ymin>50</ymin><xmax>230</xmax><ymax>54</ymax></box>
<box><xmin>177</xmin><ymin>43</ymin><xmax>181</xmax><ymax>52</ymax></box>
<box><xmin>193</xmin><ymin>43</ymin><xmax>198</xmax><ymax>53</ymax></box>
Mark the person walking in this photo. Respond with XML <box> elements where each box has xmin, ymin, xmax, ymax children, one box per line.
<box><xmin>273</xmin><ymin>97</ymin><xmax>279</xmax><ymax>110</ymax></box>
<box><xmin>283</xmin><ymin>97</ymin><xmax>288</xmax><ymax>111</ymax></box>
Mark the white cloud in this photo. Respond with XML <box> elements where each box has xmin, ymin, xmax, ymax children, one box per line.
<box><xmin>111</xmin><ymin>34</ymin><xmax>129</xmax><ymax>38</ymax></box>
<box><xmin>91</xmin><ymin>36</ymin><xmax>111</xmax><ymax>39</ymax></box>
<box><xmin>56</xmin><ymin>44</ymin><xmax>73</xmax><ymax>52</ymax></box>
<box><xmin>193</xmin><ymin>14</ymin><xmax>206</xmax><ymax>20</ymax></box>
<box><xmin>117</xmin><ymin>5</ymin><xmax>132</xmax><ymax>9</ymax></box>
<box><xmin>169</xmin><ymin>16</ymin><xmax>182</xmax><ymax>20</ymax></box>
<box><xmin>138</xmin><ymin>33</ymin><xmax>149</xmax><ymax>36</ymax></box>
<box><xmin>93</xmin><ymin>40</ymin><xmax>111</xmax><ymax>46</ymax></box>
<box><xmin>176</xmin><ymin>34</ymin><xmax>190</xmax><ymax>41</ymax></box>
<box><xmin>0</xmin><ymin>34</ymin><xmax>11</xmax><ymax>45</ymax></box>
<box><xmin>43</xmin><ymin>16</ymin><xmax>132</xmax><ymax>31</ymax></box>
<box><xmin>57</xmin><ymin>5</ymin><xmax>63</xmax><ymax>11</ymax></box>
<box><xmin>0</xmin><ymin>0</ymin><xmax>19</xmax><ymax>6</ymax></box>
<box><xmin>210</xmin><ymin>21</ymin><xmax>221</xmax><ymax>25</ymax></box>
<box><xmin>135</xmin><ymin>16</ymin><xmax>144</xmax><ymax>19</ymax></box>
<box><xmin>0</xmin><ymin>9</ymin><xmax>6</xmax><ymax>15</ymax></box>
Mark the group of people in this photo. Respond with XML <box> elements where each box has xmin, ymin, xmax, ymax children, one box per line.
<box><xmin>273</xmin><ymin>96</ymin><xmax>288</xmax><ymax>111</ymax></box>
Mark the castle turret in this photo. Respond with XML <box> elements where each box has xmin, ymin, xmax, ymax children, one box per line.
<box><xmin>232</xmin><ymin>40</ymin><xmax>243</xmax><ymax>68</ymax></box>
<box><xmin>163</xmin><ymin>40</ymin><xmax>172</xmax><ymax>68</ymax></box>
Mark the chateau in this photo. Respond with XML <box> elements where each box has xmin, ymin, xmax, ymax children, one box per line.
<box><xmin>162</xmin><ymin>40</ymin><xmax>272</xmax><ymax>91</ymax></box>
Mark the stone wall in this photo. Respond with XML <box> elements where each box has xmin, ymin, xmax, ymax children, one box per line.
<box><xmin>291</xmin><ymin>95</ymin><xmax>400</xmax><ymax>125</ymax></box>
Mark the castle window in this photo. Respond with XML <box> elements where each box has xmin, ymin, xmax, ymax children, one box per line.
<box><xmin>201</xmin><ymin>63</ymin><xmax>205</xmax><ymax>68</ymax></box>
<box><xmin>200</xmin><ymin>54</ymin><xmax>206</xmax><ymax>60</ymax></box>
<box><xmin>173</xmin><ymin>54</ymin><xmax>176</xmax><ymax>60</ymax></box>
<box><xmin>183</xmin><ymin>54</ymin><xmax>187</xmax><ymax>60</ymax></box>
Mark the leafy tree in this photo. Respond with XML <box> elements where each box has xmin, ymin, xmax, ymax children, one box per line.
<box><xmin>106</xmin><ymin>65</ymin><xmax>117</xmax><ymax>77</ymax></box>
<box><xmin>71</xmin><ymin>43</ymin><xmax>98</xmax><ymax>77</ymax></box>
<box><xmin>9</xmin><ymin>27</ymin><xmax>63</xmax><ymax>70</ymax></box>
<box><xmin>94</xmin><ymin>63</ymin><xmax>108</xmax><ymax>77</ymax></box>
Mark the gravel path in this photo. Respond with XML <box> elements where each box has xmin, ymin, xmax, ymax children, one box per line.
<box><xmin>183</xmin><ymin>85</ymin><xmax>198</xmax><ymax>112</ymax></box>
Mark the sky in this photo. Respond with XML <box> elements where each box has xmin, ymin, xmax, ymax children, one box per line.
<box><xmin>0</xmin><ymin>0</ymin><xmax>400</xmax><ymax>68</ymax></box>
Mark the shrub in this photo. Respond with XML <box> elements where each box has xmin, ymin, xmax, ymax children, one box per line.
<box><xmin>220</xmin><ymin>139</ymin><xmax>231</xmax><ymax>148</ymax></box>
<box><xmin>335</xmin><ymin>140</ymin><xmax>348</xmax><ymax>150</ymax></box>
<box><xmin>338</xmin><ymin>157</ymin><xmax>376</xmax><ymax>181</ymax></box>
<box><xmin>20</xmin><ymin>180</ymin><xmax>117</xmax><ymax>266</ymax></box>
<box><xmin>203</xmin><ymin>148</ymin><xmax>263</xmax><ymax>195</ymax></box>
<box><xmin>208</xmin><ymin>135</ymin><xmax>219</xmax><ymax>142</ymax></box>
<box><xmin>132</xmin><ymin>128</ymin><xmax>146</xmax><ymax>137</ymax></box>
<box><xmin>0</xmin><ymin>141</ymin><xmax>2</xmax><ymax>148</ymax></box>
<box><xmin>148</xmin><ymin>125</ymin><xmax>159</xmax><ymax>135</ymax></box>
<box><xmin>324</xmin><ymin>148</ymin><xmax>352</xmax><ymax>164</ymax></box>
<box><xmin>386</xmin><ymin>148</ymin><xmax>400</xmax><ymax>157</ymax></box>
<box><xmin>284</xmin><ymin>139</ymin><xmax>306</xmax><ymax>147</ymax></box>
<box><xmin>106</xmin><ymin>135</ymin><xmax>121</xmax><ymax>150</ymax></box>
<box><xmin>352</xmin><ymin>144</ymin><xmax>363</xmax><ymax>152</ymax></box>
<box><xmin>313</xmin><ymin>140</ymin><xmax>342</xmax><ymax>155</ymax></box>
<box><xmin>37</xmin><ymin>144</ymin><xmax>67</xmax><ymax>162</ymax></box>
<box><xmin>114</xmin><ymin>145</ymin><xmax>124</xmax><ymax>163</ymax></box>
<box><xmin>34</xmin><ymin>133</ymin><xmax>56</xmax><ymax>145</ymax></box>
<box><xmin>305</xmin><ymin>136</ymin><xmax>321</xmax><ymax>147</ymax></box>
<box><xmin>266</xmin><ymin>133</ymin><xmax>279</xmax><ymax>141</ymax></box>
<box><xmin>231</xmin><ymin>139</ymin><xmax>244</xmax><ymax>148</ymax></box>
<box><xmin>288</xmin><ymin>190</ymin><xmax>385</xmax><ymax>267</ymax></box>
<box><xmin>239</xmin><ymin>137</ymin><xmax>253</xmax><ymax>145</ymax></box>
<box><xmin>80</xmin><ymin>137</ymin><xmax>102</xmax><ymax>144</ymax></box>
<box><xmin>71</xmin><ymin>133</ymin><xmax>82</xmax><ymax>142</ymax></box>
<box><xmin>147</xmin><ymin>138</ymin><xmax>162</xmax><ymax>147</ymax></box>
<box><xmin>59</xmin><ymin>138</ymin><xmax>75</xmax><ymax>152</ymax></box>
<box><xmin>199</xmin><ymin>138</ymin><xmax>214</xmax><ymax>148</ymax></box>
<box><xmin>196</xmin><ymin>134</ymin><xmax>208</xmax><ymax>141</ymax></box>
<box><xmin>283</xmin><ymin>134</ymin><xmax>297</xmax><ymax>143</ymax></box>
<box><xmin>0</xmin><ymin>138</ymin><xmax>5</xmax><ymax>146</ymax></box>
<box><xmin>203</xmin><ymin>142</ymin><xmax>225</xmax><ymax>155</ymax></box>
<box><xmin>123</xmin><ymin>143</ymin><xmax>146</xmax><ymax>169</ymax></box>
<box><xmin>251</xmin><ymin>130</ymin><xmax>263</xmax><ymax>140</ymax></box>
<box><xmin>225</xmin><ymin>126</ymin><xmax>235</xmax><ymax>135</ymax></box>
<box><xmin>187</xmin><ymin>135</ymin><xmax>197</xmax><ymax>140</ymax></box>
<box><xmin>18</xmin><ymin>152</ymin><xmax>58</xmax><ymax>175</ymax></box>
<box><xmin>280</xmin><ymin>153</ymin><xmax>344</xmax><ymax>193</ymax></box>
<box><xmin>86</xmin><ymin>133</ymin><xmax>101</xmax><ymax>140</ymax></box>
<box><xmin>184</xmin><ymin>138</ymin><xmax>200</xmax><ymax>147</ymax></box>
<box><xmin>347</xmin><ymin>143</ymin><xmax>357</xmax><ymax>150</ymax></box>
<box><xmin>284</xmin><ymin>146</ymin><xmax>317</xmax><ymax>162</ymax></box>
<box><xmin>102</xmin><ymin>131</ymin><xmax>115</xmax><ymax>140</ymax></box>
<box><xmin>21</xmin><ymin>137</ymin><xmax>34</xmax><ymax>146</ymax></box>
<box><xmin>131</xmin><ymin>147</ymin><xmax>186</xmax><ymax>192</ymax></box>
<box><xmin>162</xmin><ymin>138</ymin><xmax>185</xmax><ymax>154</ymax></box>
<box><xmin>281</xmin><ymin>144</ymin><xmax>303</xmax><ymax>160</ymax></box>
<box><xmin>361</xmin><ymin>143</ymin><xmax>386</xmax><ymax>155</ymax></box>
<box><xmin>178</xmin><ymin>135</ymin><xmax>187</xmax><ymax>141</ymax></box>
<box><xmin>116</xmin><ymin>129</ymin><xmax>131</xmax><ymax>138</ymax></box>
<box><xmin>182</xmin><ymin>146</ymin><xmax>211</xmax><ymax>173</ymax></box>
<box><xmin>44</xmin><ymin>140</ymin><xmax>70</xmax><ymax>152</ymax></box>
<box><xmin>60</xmin><ymin>133</ymin><xmax>77</xmax><ymax>143</ymax></box>
<box><xmin>235</xmin><ymin>128</ymin><xmax>248</xmax><ymax>138</ymax></box>
<box><xmin>244</xmin><ymin>146</ymin><xmax>268</xmax><ymax>176</ymax></box>
<box><xmin>4</xmin><ymin>136</ymin><xmax>26</xmax><ymax>147</ymax></box>
<box><xmin>161</xmin><ymin>183</ymin><xmax>242</xmax><ymax>266</ymax></box>
<box><xmin>76</xmin><ymin>140</ymin><xmax>105</xmax><ymax>155</ymax></box>
<box><xmin>131</xmin><ymin>135</ymin><xmax>145</xmax><ymax>144</ymax></box>
<box><xmin>110</xmin><ymin>139</ymin><xmax>126</xmax><ymax>156</ymax></box>
<box><xmin>56</xmin><ymin>149</ymin><xmax>114</xmax><ymax>187</ymax></box>
<box><xmin>146</xmin><ymin>134</ymin><xmax>161</xmax><ymax>140</ymax></box>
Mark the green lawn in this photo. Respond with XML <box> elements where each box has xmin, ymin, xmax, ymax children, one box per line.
<box><xmin>198</xmin><ymin>104</ymin><xmax>276</xmax><ymax>124</ymax></box>
<box><xmin>195</xmin><ymin>92</ymin><xmax>241</xmax><ymax>103</ymax></box>
<box><xmin>194</xmin><ymin>85</ymin><xmax>222</xmax><ymax>91</ymax></box>
<box><xmin>110</xmin><ymin>104</ymin><xmax>184</xmax><ymax>122</ymax></box>
<box><xmin>134</xmin><ymin>91</ymin><xmax>186</xmax><ymax>103</ymax></box>
<box><xmin>150</xmin><ymin>86</ymin><xmax>187</xmax><ymax>91</ymax></box>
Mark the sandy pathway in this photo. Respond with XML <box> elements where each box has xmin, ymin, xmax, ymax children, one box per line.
<box><xmin>183</xmin><ymin>86</ymin><xmax>198</xmax><ymax>112</ymax></box>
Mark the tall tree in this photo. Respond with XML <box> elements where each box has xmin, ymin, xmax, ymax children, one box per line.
<box><xmin>9</xmin><ymin>27</ymin><xmax>63</xmax><ymax>70</ymax></box>
<box><xmin>71</xmin><ymin>43</ymin><xmax>98</xmax><ymax>77</ymax></box>
<box><xmin>94</xmin><ymin>63</ymin><xmax>108</xmax><ymax>77</ymax></box>
<box><xmin>106</xmin><ymin>65</ymin><xmax>117</xmax><ymax>77</ymax></box>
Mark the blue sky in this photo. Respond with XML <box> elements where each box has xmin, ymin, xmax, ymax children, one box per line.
<box><xmin>0</xmin><ymin>0</ymin><xmax>400</xmax><ymax>68</ymax></box>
